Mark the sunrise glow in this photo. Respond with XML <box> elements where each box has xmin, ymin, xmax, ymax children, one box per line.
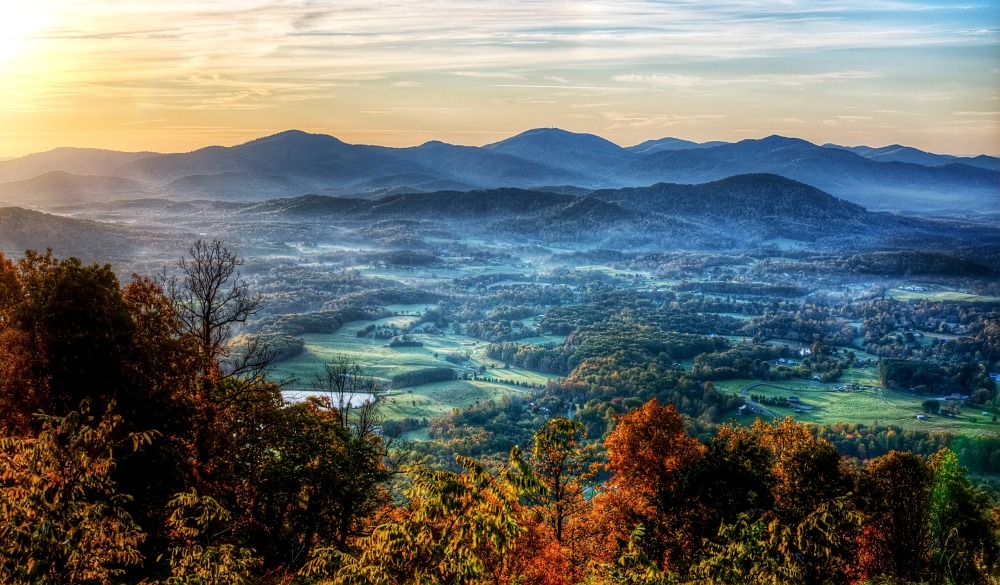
<box><xmin>0</xmin><ymin>0</ymin><xmax>997</xmax><ymax>157</ymax></box>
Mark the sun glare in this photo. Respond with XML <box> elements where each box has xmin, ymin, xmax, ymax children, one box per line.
<box><xmin>0</xmin><ymin>4</ymin><xmax>52</xmax><ymax>64</ymax></box>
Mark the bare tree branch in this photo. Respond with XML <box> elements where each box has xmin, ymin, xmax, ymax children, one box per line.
<box><xmin>169</xmin><ymin>240</ymin><xmax>271</xmax><ymax>406</ymax></box>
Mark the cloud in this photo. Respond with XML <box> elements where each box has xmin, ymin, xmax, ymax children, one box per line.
<box><xmin>613</xmin><ymin>74</ymin><xmax>704</xmax><ymax>88</ymax></box>
<box><xmin>120</xmin><ymin>119</ymin><xmax>165</xmax><ymax>125</ymax></box>
<box><xmin>362</xmin><ymin>106</ymin><xmax>472</xmax><ymax>115</ymax></box>
<box><xmin>1</xmin><ymin>0</ymin><xmax>997</xmax><ymax>155</ymax></box>
<box><xmin>613</xmin><ymin>70</ymin><xmax>879</xmax><ymax>90</ymax></box>
<box><xmin>602</xmin><ymin>110</ymin><xmax>725</xmax><ymax>129</ymax></box>
<box><xmin>491</xmin><ymin>84</ymin><xmax>636</xmax><ymax>92</ymax></box>
<box><xmin>453</xmin><ymin>71</ymin><xmax>525</xmax><ymax>79</ymax></box>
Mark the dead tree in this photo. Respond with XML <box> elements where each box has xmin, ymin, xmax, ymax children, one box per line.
<box><xmin>170</xmin><ymin>240</ymin><xmax>272</xmax><ymax>406</ymax></box>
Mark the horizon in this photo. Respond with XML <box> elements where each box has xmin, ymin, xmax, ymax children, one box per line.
<box><xmin>1</xmin><ymin>2</ymin><xmax>998</xmax><ymax>159</ymax></box>
<box><xmin>1</xmin><ymin>127</ymin><xmax>996</xmax><ymax>161</ymax></box>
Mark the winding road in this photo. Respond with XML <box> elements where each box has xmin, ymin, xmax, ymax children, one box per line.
<box><xmin>740</xmin><ymin>383</ymin><xmax>780</xmax><ymax>419</ymax></box>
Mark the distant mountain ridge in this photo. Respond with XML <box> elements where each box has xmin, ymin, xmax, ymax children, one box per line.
<box><xmin>0</xmin><ymin>171</ymin><xmax>146</xmax><ymax>206</ymax></box>
<box><xmin>228</xmin><ymin>173</ymin><xmax>880</xmax><ymax>247</ymax></box>
<box><xmin>0</xmin><ymin>148</ymin><xmax>160</xmax><ymax>183</ymax></box>
<box><xmin>13</xmin><ymin>173</ymin><xmax>998</xmax><ymax>256</ymax></box>
<box><xmin>824</xmin><ymin>142</ymin><xmax>998</xmax><ymax>171</ymax></box>
<box><xmin>0</xmin><ymin>129</ymin><xmax>996</xmax><ymax>213</ymax></box>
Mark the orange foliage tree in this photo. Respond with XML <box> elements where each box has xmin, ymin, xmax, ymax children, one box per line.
<box><xmin>516</xmin><ymin>418</ymin><xmax>602</xmax><ymax>584</ymax></box>
<box><xmin>597</xmin><ymin>399</ymin><xmax>706</xmax><ymax>573</ymax></box>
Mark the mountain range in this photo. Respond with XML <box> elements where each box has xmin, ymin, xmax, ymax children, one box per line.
<box><xmin>0</xmin><ymin>129</ymin><xmax>996</xmax><ymax>213</ymax></box>
<box><xmin>5</xmin><ymin>173</ymin><xmax>999</xmax><ymax>267</ymax></box>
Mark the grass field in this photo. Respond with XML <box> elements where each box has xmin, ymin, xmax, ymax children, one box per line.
<box><xmin>714</xmin><ymin>374</ymin><xmax>999</xmax><ymax>436</ymax></box>
<box><xmin>271</xmin><ymin>305</ymin><xmax>557</xmax><ymax>420</ymax></box>
<box><xmin>379</xmin><ymin>379</ymin><xmax>529</xmax><ymax>419</ymax></box>
<box><xmin>887</xmin><ymin>289</ymin><xmax>1000</xmax><ymax>303</ymax></box>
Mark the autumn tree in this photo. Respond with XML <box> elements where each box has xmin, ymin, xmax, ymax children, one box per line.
<box><xmin>529</xmin><ymin>418</ymin><xmax>597</xmax><ymax>544</ymax></box>
<box><xmin>597</xmin><ymin>400</ymin><xmax>706</xmax><ymax>573</ymax></box>
<box><xmin>304</xmin><ymin>449</ymin><xmax>537</xmax><ymax>584</ymax></box>
<box><xmin>690</xmin><ymin>417</ymin><xmax>863</xmax><ymax>584</ymax></box>
<box><xmin>855</xmin><ymin>450</ymin><xmax>932</xmax><ymax>582</ymax></box>
<box><xmin>0</xmin><ymin>251</ymin><xmax>33</xmax><ymax>433</ymax></box>
<box><xmin>0</xmin><ymin>401</ymin><xmax>155</xmax><ymax>584</ymax></box>
<box><xmin>152</xmin><ymin>490</ymin><xmax>261</xmax><ymax>585</ymax></box>
<box><xmin>519</xmin><ymin>417</ymin><xmax>600</xmax><ymax>583</ymax></box>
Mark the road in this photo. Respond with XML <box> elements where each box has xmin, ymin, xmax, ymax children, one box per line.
<box><xmin>740</xmin><ymin>383</ymin><xmax>780</xmax><ymax>419</ymax></box>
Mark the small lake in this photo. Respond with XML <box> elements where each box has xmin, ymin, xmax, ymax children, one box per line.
<box><xmin>281</xmin><ymin>389</ymin><xmax>378</xmax><ymax>407</ymax></box>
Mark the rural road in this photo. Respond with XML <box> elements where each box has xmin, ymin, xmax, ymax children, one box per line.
<box><xmin>740</xmin><ymin>383</ymin><xmax>780</xmax><ymax>419</ymax></box>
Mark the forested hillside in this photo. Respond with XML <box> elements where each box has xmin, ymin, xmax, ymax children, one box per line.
<box><xmin>1</xmin><ymin>244</ymin><xmax>998</xmax><ymax>584</ymax></box>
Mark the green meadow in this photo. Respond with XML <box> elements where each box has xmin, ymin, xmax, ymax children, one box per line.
<box><xmin>714</xmin><ymin>376</ymin><xmax>998</xmax><ymax>436</ymax></box>
<box><xmin>887</xmin><ymin>289</ymin><xmax>1000</xmax><ymax>303</ymax></box>
<box><xmin>271</xmin><ymin>305</ymin><xmax>558</xmax><ymax>421</ymax></box>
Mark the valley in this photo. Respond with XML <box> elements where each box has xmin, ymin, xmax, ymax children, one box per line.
<box><xmin>0</xmin><ymin>130</ymin><xmax>998</xmax><ymax>475</ymax></box>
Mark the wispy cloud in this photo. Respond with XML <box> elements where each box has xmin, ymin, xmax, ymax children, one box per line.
<box><xmin>602</xmin><ymin>110</ymin><xmax>726</xmax><ymax>129</ymax></box>
<box><xmin>613</xmin><ymin>74</ymin><xmax>704</xmax><ymax>88</ymax></box>
<box><xmin>614</xmin><ymin>70</ymin><xmax>880</xmax><ymax>90</ymax></box>
<box><xmin>453</xmin><ymin>71</ymin><xmax>525</xmax><ymax>79</ymax></box>
<box><xmin>0</xmin><ymin>0</ymin><xmax>996</xmax><ymax>154</ymax></box>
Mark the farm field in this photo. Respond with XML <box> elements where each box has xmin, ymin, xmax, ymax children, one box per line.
<box><xmin>378</xmin><ymin>379</ymin><xmax>529</xmax><ymax>420</ymax></box>
<box><xmin>887</xmin><ymin>289</ymin><xmax>1000</xmax><ymax>303</ymax></box>
<box><xmin>714</xmin><ymin>376</ymin><xmax>999</xmax><ymax>436</ymax></box>
<box><xmin>271</xmin><ymin>305</ymin><xmax>557</xmax><ymax>420</ymax></box>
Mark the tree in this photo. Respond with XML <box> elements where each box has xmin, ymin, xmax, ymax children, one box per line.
<box><xmin>529</xmin><ymin>418</ymin><xmax>596</xmax><ymax>545</ymax></box>
<box><xmin>170</xmin><ymin>240</ymin><xmax>268</xmax><ymax>398</ymax></box>
<box><xmin>251</xmin><ymin>398</ymin><xmax>390</xmax><ymax>568</ymax></box>
<box><xmin>304</xmin><ymin>450</ymin><xmax>537</xmax><ymax>584</ymax></box>
<box><xmin>693</xmin><ymin>423</ymin><xmax>775</xmax><ymax>531</ymax></box>
<box><xmin>154</xmin><ymin>490</ymin><xmax>261</xmax><ymax>585</ymax></box>
<box><xmin>0</xmin><ymin>251</ymin><xmax>138</xmax><ymax>434</ymax></box>
<box><xmin>928</xmin><ymin>449</ymin><xmax>1000</xmax><ymax>583</ymax></box>
<box><xmin>0</xmin><ymin>401</ymin><xmax>154</xmax><ymax>584</ymax></box>
<box><xmin>923</xmin><ymin>399</ymin><xmax>941</xmax><ymax>414</ymax></box>
<box><xmin>755</xmin><ymin>417</ymin><xmax>858</xmax><ymax>583</ymax></box>
<box><xmin>523</xmin><ymin>418</ymin><xmax>600</xmax><ymax>583</ymax></box>
<box><xmin>312</xmin><ymin>354</ymin><xmax>385</xmax><ymax>437</ymax></box>
<box><xmin>698</xmin><ymin>417</ymin><xmax>860</xmax><ymax>584</ymax></box>
<box><xmin>597</xmin><ymin>400</ymin><xmax>705</xmax><ymax>573</ymax></box>
<box><xmin>168</xmin><ymin>241</ymin><xmax>283</xmax><ymax>513</ymax></box>
<box><xmin>856</xmin><ymin>450</ymin><xmax>932</xmax><ymax>582</ymax></box>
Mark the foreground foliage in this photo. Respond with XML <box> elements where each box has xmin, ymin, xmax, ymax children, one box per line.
<box><xmin>0</xmin><ymin>247</ymin><xmax>998</xmax><ymax>584</ymax></box>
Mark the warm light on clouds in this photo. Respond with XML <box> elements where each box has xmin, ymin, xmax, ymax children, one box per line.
<box><xmin>0</xmin><ymin>0</ymin><xmax>997</xmax><ymax>156</ymax></box>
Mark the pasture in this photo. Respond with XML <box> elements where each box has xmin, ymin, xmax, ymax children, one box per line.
<box><xmin>714</xmin><ymin>376</ymin><xmax>998</xmax><ymax>436</ymax></box>
<box><xmin>271</xmin><ymin>305</ymin><xmax>557</xmax><ymax>420</ymax></box>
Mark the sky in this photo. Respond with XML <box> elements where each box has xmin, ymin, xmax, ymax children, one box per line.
<box><xmin>0</xmin><ymin>0</ymin><xmax>997</xmax><ymax>157</ymax></box>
